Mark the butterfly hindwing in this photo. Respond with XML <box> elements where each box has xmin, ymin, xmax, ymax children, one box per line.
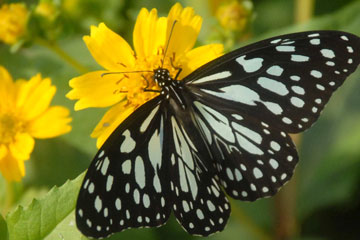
<box><xmin>76</xmin><ymin>97</ymin><xmax>172</xmax><ymax>238</ymax></box>
<box><xmin>191</xmin><ymin>98</ymin><xmax>298</xmax><ymax>201</ymax></box>
<box><xmin>185</xmin><ymin>31</ymin><xmax>360</xmax><ymax>133</ymax></box>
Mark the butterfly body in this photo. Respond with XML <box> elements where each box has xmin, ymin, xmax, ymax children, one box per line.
<box><xmin>76</xmin><ymin>30</ymin><xmax>360</xmax><ymax>238</ymax></box>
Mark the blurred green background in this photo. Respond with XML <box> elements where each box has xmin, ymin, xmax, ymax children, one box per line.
<box><xmin>1</xmin><ymin>0</ymin><xmax>360</xmax><ymax>239</ymax></box>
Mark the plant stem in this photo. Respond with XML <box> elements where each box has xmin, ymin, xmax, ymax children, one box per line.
<box><xmin>35</xmin><ymin>38</ymin><xmax>89</xmax><ymax>73</ymax></box>
<box><xmin>295</xmin><ymin>0</ymin><xmax>315</xmax><ymax>23</ymax></box>
<box><xmin>231</xmin><ymin>200</ymin><xmax>272</xmax><ymax>240</ymax></box>
<box><xmin>274</xmin><ymin>134</ymin><xmax>301</xmax><ymax>240</ymax></box>
<box><xmin>273</xmin><ymin>1</ymin><xmax>315</xmax><ymax>238</ymax></box>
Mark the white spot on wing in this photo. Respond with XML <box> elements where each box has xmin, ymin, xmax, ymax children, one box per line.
<box><xmin>253</xmin><ymin>167</ymin><xmax>263</xmax><ymax>179</ymax></box>
<box><xmin>320</xmin><ymin>49</ymin><xmax>335</xmax><ymax>59</ymax></box>
<box><xmin>291</xmin><ymin>86</ymin><xmax>305</xmax><ymax>95</ymax></box>
<box><xmin>120</xmin><ymin>130</ymin><xmax>136</xmax><ymax>153</ymax></box>
<box><xmin>276</xmin><ymin>46</ymin><xmax>295</xmax><ymax>52</ymax></box>
<box><xmin>271</xmin><ymin>38</ymin><xmax>281</xmax><ymax>44</ymax></box>
<box><xmin>266</xmin><ymin>65</ymin><xmax>284</xmax><ymax>76</ymax></box>
<box><xmin>232</xmin><ymin>122</ymin><xmax>262</xmax><ymax>144</ymax></box>
<box><xmin>133</xmin><ymin>188</ymin><xmax>140</xmax><ymax>204</ymax></box>
<box><xmin>100</xmin><ymin>157</ymin><xmax>110</xmax><ymax>175</ymax></box>
<box><xmin>347</xmin><ymin>46</ymin><xmax>354</xmax><ymax>53</ymax></box>
<box><xmin>269</xmin><ymin>159</ymin><xmax>279</xmax><ymax>169</ymax></box>
<box><xmin>257</xmin><ymin>77</ymin><xmax>289</xmax><ymax>96</ymax></box>
<box><xmin>310</xmin><ymin>38</ymin><xmax>320</xmax><ymax>45</ymax></box>
<box><xmin>143</xmin><ymin>194</ymin><xmax>150</xmax><ymax>208</ymax></box>
<box><xmin>140</xmin><ymin>105</ymin><xmax>159</xmax><ymax>133</ymax></box>
<box><xmin>290</xmin><ymin>75</ymin><xmax>300</xmax><ymax>81</ymax></box>
<box><xmin>148</xmin><ymin>129</ymin><xmax>162</xmax><ymax>171</ymax></box>
<box><xmin>310</xmin><ymin>70</ymin><xmax>322</xmax><ymax>78</ymax></box>
<box><xmin>153</xmin><ymin>174</ymin><xmax>161</xmax><ymax>193</ymax></box>
<box><xmin>106</xmin><ymin>175</ymin><xmax>113</xmax><ymax>192</ymax></box>
<box><xmin>193</xmin><ymin>71</ymin><xmax>232</xmax><ymax>84</ymax></box>
<box><xmin>95</xmin><ymin>196</ymin><xmax>102</xmax><ymax>212</ymax></box>
<box><xmin>122</xmin><ymin>159</ymin><xmax>131</xmax><ymax>174</ymax></box>
<box><xmin>236</xmin><ymin>56</ymin><xmax>263</xmax><ymax>73</ymax></box>
<box><xmin>135</xmin><ymin>156</ymin><xmax>146</xmax><ymax>188</ymax></box>
<box><xmin>194</xmin><ymin>102</ymin><xmax>235</xmax><ymax>143</ymax></box>
<box><xmin>291</xmin><ymin>97</ymin><xmax>305</xmax><ymax>108</ymax></box>
<box><xmin>341</xmin><ymin>35</ymin><xmax>349</xmax><ymax>41</ymax></box>
<box><xmin>235</xmin><ymin>132</ymin><xmax>264</xmax><ymax>155</ymax></box>
<box><xmin>308</xmin><ymin>33</ymin><xmax>320</xmax><ymax>37</ymax></box>
<box><xmin>291</xmin><ymin>55</ymin><xmax>309</xmax><ymax>62</ymax></box>
<box><xmin>202</xmin><ymin>85</ymin><xmax>283</xmax><ymax>115</ymax></box>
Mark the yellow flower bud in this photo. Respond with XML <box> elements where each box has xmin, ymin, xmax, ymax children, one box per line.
<box><xmin>35</xmin><ymin>1</ymin><xmax>57</xmax><ymax>21</ymax></box>
<box><xmin>216</xmin><ymin>0</ymin><xmax>253</xmax><ymax>31</ymax></box>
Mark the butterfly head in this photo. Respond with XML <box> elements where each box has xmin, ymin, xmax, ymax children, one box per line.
<box><xmin>153</xmin><ymin>68</ymin><xmax>172</xmax><ymax>87</ymax></box>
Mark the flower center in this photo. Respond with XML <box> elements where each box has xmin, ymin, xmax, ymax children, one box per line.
<box><xmin>116</xmin><ymin>47</ymin><xmax>181</xmax><ymax>107</ymax></box>
<box><xmin>0</xmin><ymin>113</ymin><xmax>25</xmax><ymax>144</ymax></box>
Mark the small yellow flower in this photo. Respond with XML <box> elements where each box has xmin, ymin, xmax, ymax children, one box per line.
<box><xmin>0</xmin><ymin>3</ymin><xmax>28</xmax><ymax>44</ymax></box>
<box><xmin>215</xmin><ymin>0</ymin><xmax>253</xmax><ymax>31</ymax></box>
<box><xmin>67</xmin><ymin>3</ymin><xmax>224</xmax><ymax>148</ymax></box>
<box><xmin>0</xmin><ymin>66</ymin><xmax>72</xmax><ymax>182</ymax></box>
<box><xmin>35</xmin><ymin>1</ymin><xmax>58</xmax><ymax>22</ymax></box>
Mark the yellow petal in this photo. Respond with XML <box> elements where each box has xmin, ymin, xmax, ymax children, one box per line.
<box><xmin>84</xmin><ymin>23</ymin><xmax>135</xmax><ymax>70</ymax></box>
<box><xmin>67</xmin><ymin>71</ymin><xmax>127</xmax><ymax>110</ymax></box>
<box><xmin>15</xmin><ymin>74</ymin><xmax>56</xmax><ymax>120</ymax></box>
<box><xmin>0</xmin><ymin>151</ymin><xmax>25</xmax><ymax>182</ymax></box>
<box><xmin>180</xmin><ymin>43</ymin><xmax>224</xmax><ymax>79</ymax></box>
<box><xmin>9</xmin><ymin>132</ymin><xmax>34</xmax><ymax>161</ymax></box>
<box><xmin>28</xmin><ymin>106</ymin><xmax>72</xmax><ymax>139</ymax></box>
<box><xmin>133</xmin><ymin>8</ymin><xmax>149</xmax><ymax>58</ymax></box>
<box><xmin>91</xmin><ymin>101</ymin><xmax>136</xmax><ymax>148</ymax></box>
<box><xmin>0</xmin><ymin>144</ymin><xmax>7</xmax><ymax>160</ymax></box>
<box><xmin>166</xmin><ymin>3</ymin><xmax>202</xmax><ymax>58</ymax></box>
<box><xmin>0</xmin><ymin>66</ymin><xmax>16</xmax><ymax>111</ymax></box>
<box><xmin>133</xmin><ymin>8</ymin><xmax>166</xmax><ymax>58</ymax></box>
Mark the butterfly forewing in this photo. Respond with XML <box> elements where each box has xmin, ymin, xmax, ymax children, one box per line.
<box><xmin>76</xmin><ymin>97</ymin><xmax>172</xmax><ymax>238</ymax></box>
<box><xmin>186</xmin><ymin>31</ymin><xmax>360</xmax><ymax>133</ymax></box>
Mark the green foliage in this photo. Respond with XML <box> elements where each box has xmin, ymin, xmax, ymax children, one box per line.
<box><xmin>5</xmin><ymin>173</ymin><xmax>84</xmax><ymax>240</ymax></box>
<box><xmin>1</xmin><ymin>0</ymin><xmax>360</xmax><ymax>239</ymax></box>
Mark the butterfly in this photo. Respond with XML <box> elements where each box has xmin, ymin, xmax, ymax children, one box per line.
<box><xmin>76</xmin><ymin>30</ymin><xmax>360</xmax><ymax>238</ymax></box>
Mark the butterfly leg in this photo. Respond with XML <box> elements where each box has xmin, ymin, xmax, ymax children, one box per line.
<box><xmin>170</xmin><ymin>57</ymin><xmax>182</xmax><ymax>80</ymax></box>
<box><xmin>142</xmin><ymin>75</ymin><xmax>161</xmax><ymax>93</ymax></box>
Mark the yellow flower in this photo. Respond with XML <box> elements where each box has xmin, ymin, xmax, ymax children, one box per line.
<box><xmin>215</xmin><ymin>0</ymin><xmax>253</xmax><ymax>31</ymax></box>
<box><xmin>0</xmin><ymin>66</ymin><xmax>72</xmax><ymax>182</ymax></box>
<box><xmin>0</xmin><ymin>3</ymin><xmax>28</xmax><ymax>44</ymax></box>
<box><xmin>67</xmin><ymin>3</ymin><xmax>224</xmax><ymax>148</ymax></box>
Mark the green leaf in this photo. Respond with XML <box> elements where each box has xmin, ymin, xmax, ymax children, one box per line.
<box><xmin>6</xmin><ymin>173</ymin><xmax>84</xmax><ymax>240</ymax></box>
<box><xmin>0</xmin><ymin>214</ymin><xmax>8</xmax><ymax>240</ymax></box>
<box><xmin>44</xmin><ymin>210</ymin><xmax>88</xmax><ymax>240</ymax></box>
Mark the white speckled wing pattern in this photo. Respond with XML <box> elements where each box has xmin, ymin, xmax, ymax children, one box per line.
<box><xmin>76</xmin><ymin>30</ymin><xmax>360</xmax><ymax>238</ymax></box>
<box><xmin>187</xmin><ymin>31</ymin><xmax>360</xmax><ymax>133</ymax></box>
<box><xmin>76</xmin><ymin>98</ymin><xmax>172</xmax><ymax>238</ymax></box>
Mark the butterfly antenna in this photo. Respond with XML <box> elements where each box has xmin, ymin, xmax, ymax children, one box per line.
<box><xmin>101</xmin><ymin>70</ymin><xmax>152</xmax><ymax>77</ymax></box>
<box><xmin>161</xmin><ymin>20</ymin><xmax>178</xmax><ymax>68</ymax></box>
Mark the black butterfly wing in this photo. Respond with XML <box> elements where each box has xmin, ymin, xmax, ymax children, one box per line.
<box><xmin>191</xmin><ymin>98</ymin><xmax>298</xmax><ymax>201</ymax></box>
<box><xmin>76</xmin><ymin>97</ymin><xmax>172</xmax><ymax>238</ymax></box>
<box><xmin>183</xmin><ymin>31</ymin><xmax>360</xmax><ymax>201</ymax></box>
<box><xmin>185</xmin><ymin>31</ymin><xmax>360</xmax><ymax>133</ymax></box>
<box><xmin>165</xmin><ymin>99</ymin><xmax>230</xmax><ymax>236</ymax></box>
